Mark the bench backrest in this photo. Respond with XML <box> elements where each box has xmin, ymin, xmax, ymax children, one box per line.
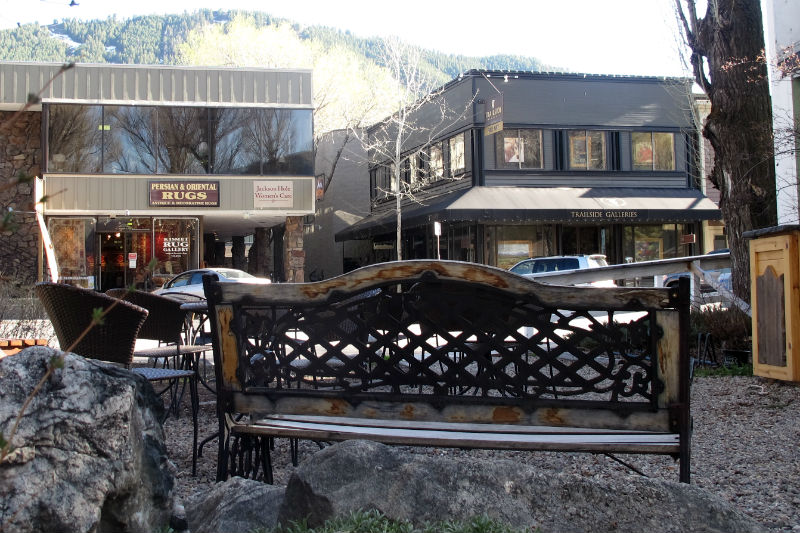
<box><xmin>204</xmin><ymin>260</ymin><xmax>690</xmax><ymax>433</ymax></box>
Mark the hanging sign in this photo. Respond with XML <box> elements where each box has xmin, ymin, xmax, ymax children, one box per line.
<box><xmin>484</xmin><ymin>94</ymin><xmax>503</xmax><ymax>136</ymax></box>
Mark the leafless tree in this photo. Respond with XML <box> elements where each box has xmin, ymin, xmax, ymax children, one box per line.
<box><xmin>675</xmin><ymin>0</ymin><xmax>777</xmax><ymax>301</ymax></box>
<box><xmin>355</xmin><ymin>37</ymin><xmax>473</xmax><ymax>260</ymax></box>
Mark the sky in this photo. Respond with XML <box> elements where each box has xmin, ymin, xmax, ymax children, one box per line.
<box><xmin>0</xmin><ymin>0</ymin><xmax>689</xmax><ymax>77</ymax></box>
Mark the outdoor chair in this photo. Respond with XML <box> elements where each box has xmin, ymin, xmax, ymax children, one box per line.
<box><xmin>105</xmin><ymin>288</ymin><xmax>211</xmax><ymax>379</ymax></box>
<box><xmin>35</xmin><ymin>282</ymin><xmax>199</xmax><ymax>475</ymax></box>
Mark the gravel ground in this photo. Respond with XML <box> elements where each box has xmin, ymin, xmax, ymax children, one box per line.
<box><xmin>163</xmin><ymin>374</ymin><xmax>800</xmax><ymax>532</ymax></box>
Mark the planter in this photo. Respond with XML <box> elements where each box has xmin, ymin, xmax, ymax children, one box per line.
<box><xmin>0</xmin><ymin>338</ymin><xmax>49</xmax><ymax>358</ymax></box>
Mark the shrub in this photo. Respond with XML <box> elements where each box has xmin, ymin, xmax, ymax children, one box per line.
<box><xmin>690</xmin><ymin>305</ymin><xmax>751</xmax><ymax>368</ymax></box>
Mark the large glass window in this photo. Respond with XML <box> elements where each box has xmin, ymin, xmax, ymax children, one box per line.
<box><xmin>632</xmin><ymin>132</ymin><xmax>676</xmax><ymax>171</ymax></box>
<box><xmin>47</xmin><ymin>105</ymin><xmax>313</xmax><ymax>176</ymax></box>
<box><xmin>153</xmin><ymin>218</ymin><xmax>199</xmax><ymax>281</ymax></box>
<box><xmin>495</xmin><ymin>129</ymin><xmax>543</xmax><ymax>169</ymax></box>
<box><xmin>568</xmin><ymin>130</ymin><xmax>607</xmax><ymax>170</ymax></box>
<box><xmin>48</xmin><ymin>105</ymin><xmax>103</xmax><ymax>173</ymax></box>
<box><xmin>448</xmin><ymin>133</ymin><xmax>465</xmax><ymax>176</ymax></box>
<box><xmin>104</xmin><ymin>106</ymin><xmax>158</xmax><ymax>174</ymax></box>
<box><xmin>485</xmin><ymin>225</ymin><xmax>556</xmax><ymax>269</ymax></box>
<box><xmin>622</xmin><ymin>223</ymin><xmax>688</xmax><ymax>263</ymax></box>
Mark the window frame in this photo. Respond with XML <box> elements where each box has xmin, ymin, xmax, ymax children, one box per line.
<box><xmin>448</xmin><ymin>133</ymin><xmax>466</xmax><ymax>177</ymax></box>
<box><xmin>632</xmin><ymin>131</ymin><xmax>676</xmax><ymax>171</ymax></box>
<box><xmin>495</xmin><ymin>128</ymin><xmax>544</xmax><ymax>169</ymax></box>
<box><xmin>567</xmin><ymin>130</ymin><xmax>608</xmax><ymax>171</ymax></box>
<box><xmin>429</xmin><ymin>142</ymin><xmax>444</xmax><ymax>182</ymax></box>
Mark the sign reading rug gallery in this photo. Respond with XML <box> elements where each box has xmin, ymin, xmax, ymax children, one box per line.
<box><xmin>254</xmin><ymin>180</ymin><xmax>294</xmax><ymax>209</ymax></box>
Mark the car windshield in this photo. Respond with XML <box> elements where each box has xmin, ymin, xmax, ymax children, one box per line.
<box><xmin>217</xmin><ymin>269</ymin><xmax>256</xmax><ymax>280</ymax></box>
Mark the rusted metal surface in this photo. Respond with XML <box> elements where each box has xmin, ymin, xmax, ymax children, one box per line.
<box><xmin>208</xmin><ymin>260</ymin><xmax>672</xmax><ymax>310</ymax></box>
<box><xmin>202</xmin><ymin>260</ymin><xmax>691</xmax><ymax>483</ymax></box>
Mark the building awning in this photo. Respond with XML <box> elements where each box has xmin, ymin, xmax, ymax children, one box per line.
<box><xmin>335</xmin><ymin>187</ymin><xmax>722</xmax><ymax>241</ymax></box>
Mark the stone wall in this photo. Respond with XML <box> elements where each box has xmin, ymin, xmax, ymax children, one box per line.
<box><xmin>284</xmin><ymin>216</ymin><xmax>305</xmax><ymax>283</ymax></box>
<box><xmin>0</xmin><ymin>110</ymin><xmax>41</xmax><ymax>284</ymax></box>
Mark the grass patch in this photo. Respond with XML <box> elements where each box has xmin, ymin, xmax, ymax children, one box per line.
<box><xmin>693</xmin><ymin>364</ymin><xmax>752</xmax><ymax>377</ymax></box>
<box><xmin>263</xmin><ymin>510</ymin><xmax>533</xmax><ymax>533</ymax></box>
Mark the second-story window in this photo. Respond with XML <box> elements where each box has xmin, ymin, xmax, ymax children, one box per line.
<box><xmin>495</xmin><ymin>129</ymin><xmax>543</xmax><ymax>169</ymax></box>
<box><xmin>449</xmin><ymin>133</ymin><xmax>465</xmax><ymax>176</ymax></box>
<box><xmin>568</xmin><ymin>130</ymin><xmax>607</xmax><ymax>170</ymax></box>
<box><xmin>429</xmin><ymin>143</ymin><xmax>444</xmax><ymax>181</ymax></box>
<box><xmin>632</xmin><ymin>132</ymin><xmax>676</xmax><ymax>171</ymax></box>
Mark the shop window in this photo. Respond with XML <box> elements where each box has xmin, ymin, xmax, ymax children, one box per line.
<box><xmin>568</xmin><ymin>130</ymin><xmax>607</xmax><ymax>170</ymax></box>
<box><xmin>47</xmin><ymin>218</ymin><xmax>96</xmax><ymax>288</ymax></box>
<box><xmin>623</xmin><ymin>223</ymin><xmax>687</xmax><ymax>263</ymax></box>
<box><xmin>486</xmin><ymin>225</ymin><xmax>556</xmax><ymax>269</ymax></box>
<box><xmin>632</xmin><ymin>132</ymin><xmax>676</xmax><ymax>171</ymax></box>
<box><xmin>495</xmin><ymin>129</ymin><xmax>543</xmax><ymax>169</ymax></box>
<box><xmin>448</xmin><ymin>133</ymin><xmax>465</xmax><ymax>176</ymax></box>
<box><xmin>153</xmin><ymin>218</ymin><xmax>199</xmax><ymax>283</ymax></box>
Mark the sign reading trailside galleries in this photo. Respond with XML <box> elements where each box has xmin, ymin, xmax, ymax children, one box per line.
<box><xmin>149</xmin><ymin>181</ymin><xmax>219</xmax><ymax>207</ymax></box>
<box><xmin>254</xmin><ymin>181</ymin><xmax>294</xmax><ymax>208</ymax></box>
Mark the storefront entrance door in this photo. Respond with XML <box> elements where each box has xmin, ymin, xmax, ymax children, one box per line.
<box><xmin>98</xmin><ymin>230</ymin><xmax>152</xmax><ymax>291</ymax></box>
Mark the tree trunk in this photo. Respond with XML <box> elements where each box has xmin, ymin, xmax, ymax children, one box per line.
<box><xmin>684</xmin><ymin>0</ymin><xmax>777</xmax><ymax>301</ymax></box>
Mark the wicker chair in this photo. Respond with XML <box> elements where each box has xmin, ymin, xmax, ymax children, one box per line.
<box><xmin>35</xmin><ymin>282</ymin><xmax>199</xmax><ymax>475</ymax></box>
<box><xmin>105</xmin><ymin>288</ymin><xmax>210</xmax><ymax>375</ymax></box>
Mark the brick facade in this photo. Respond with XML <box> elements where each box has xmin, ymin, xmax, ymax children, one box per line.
<box><xmin>0</xmin><ymin>111</ymin><xmax>41</xmax><ymax>284</ymax></box>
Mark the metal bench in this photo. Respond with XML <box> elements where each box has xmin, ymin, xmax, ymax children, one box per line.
<box><xmin>203</xmin><ymin>260</ymin><xmax>692</xmax><ymax>483</ymax></box>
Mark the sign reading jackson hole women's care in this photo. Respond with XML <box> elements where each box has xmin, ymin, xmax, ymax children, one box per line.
<box><xmin>149</xmin><ymin>181</ymin><xmax>219</xmax><ymax>207</ymax></box>
<box><xmin>254</xmin><ymin>181</ymin><xmax>294</xmax><ymax>208</ymax></box>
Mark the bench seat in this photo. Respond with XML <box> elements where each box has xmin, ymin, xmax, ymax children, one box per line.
<box><xmin>237</xmin><ymin>414</ymin><xmax>681</xmax><ymax>454</ymax></box>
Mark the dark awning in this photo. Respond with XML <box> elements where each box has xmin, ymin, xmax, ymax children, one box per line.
<box><xmin>335</xmin><ymin>186</ymin><xmax>722</xmax><ymax>241</ymax></box>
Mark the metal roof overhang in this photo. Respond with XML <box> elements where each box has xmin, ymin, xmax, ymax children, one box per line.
<box><xmin>335</xmin><ymin>187</ymin><xmax>722</xmax><ymax>241</ymax></box>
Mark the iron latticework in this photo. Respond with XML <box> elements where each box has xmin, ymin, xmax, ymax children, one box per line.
<box><xmin>228</xmin><ymin>276</ymin><xmax>662</xmax><ymax>406</ymax></box>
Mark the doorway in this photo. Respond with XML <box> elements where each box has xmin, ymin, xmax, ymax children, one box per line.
<box><xmin>98</xmin><ymin>230</ymin><xmax>152</xmax><ymax>291</ymax></box>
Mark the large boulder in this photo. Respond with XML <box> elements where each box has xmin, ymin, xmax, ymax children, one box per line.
<box><xmin>0</xmin><ymin>347</ymin><xmax>175</xmax><ymax>533</ymax></box>
<box><xmin>185</xmin><ymin>476</ymin><xmax>285</xmax><ymax>533</ymax></box>
<box><xmin>278</xmin><ymin>440</ymin><xmax>767</xmax><ymax>533</ymax></box>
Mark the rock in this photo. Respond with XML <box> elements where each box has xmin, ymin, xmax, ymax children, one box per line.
<box><xmin>185</xmin><ymin>476</ymin><xmax>285</xmax><ymax>533</ymax></box>
<box><xmin>278</xmin><ymin>440</ymin><xmax>768</xmax><ymax>533</ymax></box>
<box><xmin>0</xmin><ymin>347</ymin><xmax>175</xmax><ymax>533</ymax></box>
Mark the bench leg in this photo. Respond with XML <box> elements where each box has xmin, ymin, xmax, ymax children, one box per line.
<box><xmin>216</xmin><ymin>419</ymin><xmax>231</xmax><ymax>483</ymax></box>
<box><xmin>226</xmin><ymin>434</ymin><xmax>274</xmax><ymax>484</ymax></box>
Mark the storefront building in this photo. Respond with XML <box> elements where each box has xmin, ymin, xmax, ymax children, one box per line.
<box><xmin>0</xmin><ymin>62</ymin><xmax>315</xmax><ymax>287</ymax></box>
<box><xmin>335</xmin><ymin>70</ymin><xmax>721</xmax><ymax>269</ymax></box>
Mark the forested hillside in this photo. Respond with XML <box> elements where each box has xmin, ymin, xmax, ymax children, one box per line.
<box><xmin>0</xmin><ymin>9</ymin><xmax>548</xmax><ymax>84</ymax></box>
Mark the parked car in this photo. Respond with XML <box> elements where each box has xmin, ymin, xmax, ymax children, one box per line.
<box><xmin>662</xmin><ymin>249</ymin><xmax>731</xmax><ymax>293</ymax></box>
<box><xmin>508</xmin><ymin>254</ymin><xmax>617</xmax><ymax>287</ymax></box>
<box><xmin>153</xmin><ymin>268</ymin><xmax>270</xmax><ymax>299</ymax></box>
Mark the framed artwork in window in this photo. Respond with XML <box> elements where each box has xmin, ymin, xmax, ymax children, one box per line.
<box><xmin>569</xmin><ymin>134</ymin><xmax>587</xmax><ymax>168</ymax></box>
<box><xmin>635</xmin><ymin>238</ymin><xmax>663</xmax><ymax>262</ymax></box>
<box><xmin>497</xmin><ymin>240</ymin><xmax>532</xmax><ymax>270</ymax></box>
